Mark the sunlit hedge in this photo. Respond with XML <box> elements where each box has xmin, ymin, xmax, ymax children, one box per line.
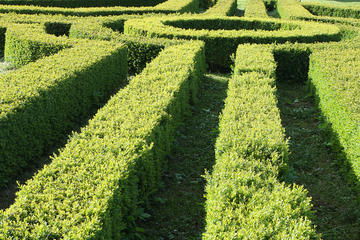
<box><xmin>0</xmin><ymin>23</ymin><xmax>128</xmax><ymax>188</ymax></box>
<box><xmin>203</xmin><ymin>44</ymin><xmax>318</xmax><ymax>240</ymax></box>
<box><xmin>0</xmin><ymin>42</ymin><xmax>206</xmax><ymax>239</ymax></box>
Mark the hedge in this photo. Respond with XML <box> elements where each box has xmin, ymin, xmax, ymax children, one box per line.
<box><xmin>244</xmin><ymin>0</ymin><xmax>269</xmax><ymax>18</ymax></box>
<box><xmin>277</xmin><ymin>0</ymin><xmax>313</xmax><ymax>20</ymax></box>
<box><xmin>0</xmin><ymin>26</ymin><xmax>6</xmax><ymax>55</ymax></box>
<box><xmin>124</xmin><ymin>15</ymin><xmax>340</xmax><ymax>69</ymax></box>
<box><xmin>68</xmin><ymin>16</ymin><xmax>185</xmax><ymax>74</ymax></box>
<box><xmin>5</xmin><ymin>24</ymin><xmax>70</xmax><ymax>67</ymax></box>
<box><xmin>0</xmin><ymin>23</ymin><xmax>128</xmax><ymax>188</ymax></box>
<box><xmin>203</xmin><ymin>44</ymin><xmax>318</xmax><ymax>239</ymax></box>
<box><xmin>0</xmin><ymin>0</ymin><xmax>199</xmax><ymax>16</ymax></box>
<box><xmin>0</xmin><ymin>41</ymin><xmax>206</xmax><ymax>239</ymax></box>
<box><xmin>308</xmin><ymin>45</ymin><xmax>360</xmax><ymax>189</ymax></box>
<box><xmin>233</xmin><ymin>44</ymin><xmax>275</xmax><ymax>76</ymax></box>
<box><xmin>203</xmin><ymin>0</ymin><xmax>237</xmax><ymax>16</ymax></box>
<box><xmin>0</xmin><ymin>0</ymin><xmax>164</xmax><ymax>8</ymax></box>
<box><xmin>302</xmin><ymin>3</ymin><xmax>360</xmax><ymax>19</ymax></box>
<box><xmin>277</xmin><ymin>0</ymin><xmax>360</xmax><ymax>26</ymax></box>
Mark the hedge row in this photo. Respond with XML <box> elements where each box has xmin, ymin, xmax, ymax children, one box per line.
<box><xmin>68</xmin><ymin>16</ymin><xmax>185</xmax><ymax>74</ymax></box>
<box><xmin>203</xmin><ymin>44</ymin><xmax>318</xmax><ymax>239</ymax></box>
<box><xmin>203</xmin><ymin>0</ymin><xmax>237</xmax><ymax>16</ymax></box>
<box><xmin>0</xmin><ymin>13</ymin><xmax>184</xmax><ymax>74</ymax></box>
<box><xmin>0</xmin><ymin>0</ymin><xmax>164</xmax><ymax>8</ymax></box>
<box><xmin>0</xmin><ymin>41</ymin><xmax>206</xmax><ymax>239</ymax></box>
<box><xmin>0</xmin><ymin>0</ymin><xmax>198</xmax><ymax>16</ymax></box>
<box><xmin>0</xmin><ymin>23</ymin><xmax>128</xmax><ymax>188</ymax></box>
<box><xmin>5</xmin><ymin>23</ymin><xmax>70</xmax><ymax>67</ymax></box>
<box><xmin>308</xmin><ymin>45</ymin><xmax>360</xmax><ymax>189</ymax></box>
<box><xmin>277</xmin><ymin>0</ymin><xmax>313</xmax><ymax>20</ymax></box>
<box><xmin>124</xmin><ymin>15</ymin><xmax>340</xmax><ymax>69</ymax></box>
<box><xmin>244</xmin><ymin>0</ymin><xmax>269</xmax><ymax>18</ymax></box>
<box><xmin>233</xmin><ymin>44</ymin><xmax>275</xmax><ymax>76</ymax></box>
<box><xmin>277</xmin><ymin>0</ymin><xmax>360</xmax><ymax>26</ymax></box>
<box><xmin>302</xmin><ymin>3</ymin><xmax>360</xmax><ymax>19</ymax></box>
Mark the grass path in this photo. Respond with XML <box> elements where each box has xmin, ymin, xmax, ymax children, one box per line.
<box><xmin>137</xmin><ymin>73</ymin><xmax>229</xmax><ymax>240</ymax></box>
<box><xmin>276</xmin><ymin>80</ymin><xmax>360</xmax><ymax>240</ymax></box>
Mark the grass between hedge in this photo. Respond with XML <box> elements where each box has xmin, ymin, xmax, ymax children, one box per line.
<box><xmin>136</xmin><ymin>73</ymin><xmax>228</xmax><ymax>240</ymax></box>
<box><xmin>276</xmin><ymin>80</ymin><xmax>360</xmax><ymax>240</ymax></box>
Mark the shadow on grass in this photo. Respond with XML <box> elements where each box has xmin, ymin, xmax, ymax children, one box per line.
<box><xmin>137</xmin><ymin>73</ymin><xmax>229</xmax><ymax>240</ymax></box>
<box><xmin>276</xmin><ymin>80</ymin><xmax>360</xmax><ymax>240</ymax></box>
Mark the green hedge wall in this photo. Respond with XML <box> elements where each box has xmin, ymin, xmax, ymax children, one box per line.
<box><xmin>0</xmin><ymin>23</ymin><xmax>128</xmax><ymax>188</ymax></box>
<box><xmin>0</xmin><ymin>0</ymin><xmax>164</xmax><ymax>8</ymax></box>
<box><xmin>274</xmin><ymin>44</ymin><xmax>311</xmax><ymax>83</ymax></box>
<box><xmin>203</xmin><ymin>44</ymin><xmax>318</xmax><ymax>240</ymax></box>
<box><xmin>303</xmin><ymin>3</ymin><xmax>360</xmax><ymax>19</ymax></box>
<box><xmin>0</xmin><ymin>0</ymin><xmax>198</xmax><ymax>16</ymax></box>
<box><xmin>276</xmin><ymin>0</ymin><xmax>360</xmax><ymax>26</ymax></box>
<box><xmin>0</xmin><ymin>41</ymin><xmax>206</xmax><ymax>239</ymax></box>
<box><xmin>308</xmin><ymin>45</ymin><xmax>360</xmax><ymax>189</ymax></box>
<box><xmin>244</xmin><ymin>0</ymin><xmax>269</xmax><ymax>18</ymax></box>
<box><xmin>277</xmin><ymin>0</ymin><xmax>313</xmax><ymax>20</ymax></box>
<box><xmin>5</xmin><ymin>24</ymin><xmax>70</xmax><ymax>67</ymax></box>
<box><xmin>69</xmin><ymin>16</ymin><xmax>185</xmax><ymax>74</ymax></box>
<box><xmin>203</xmin><ymin>0</ymin><xmax>237</xmax><ymax>16</ymax></box>
<box><xmin>0</xmin><ymin>26</ymin><xmax>6</xmax><ymax>56</ymax></box>
<box><xmin>124</xmin><ymin>15</ymin><xmax>340</xmax><ymax>70</ymax></box>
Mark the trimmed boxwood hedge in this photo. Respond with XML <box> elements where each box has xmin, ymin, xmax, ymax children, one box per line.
<box><xmin>308</xmin><ymin>45</ymin><xmax>360</xmax><ymax>190</ymax></box>
<box><xmin>277</xmin><ymin>0</ymin><xmax>360</xmax><ymax>26</ymax></box>
<box><xmin>203</xmin><ymin>44</ymin><xmax>318</xmax><ymax>240</ymax></box>
<box><xmin>124</xmin><ymin>15</ymin><xmax>340</xmax><ymax>69</ymax></box>
<box><xmin>0</xmin><ymin>41</ymin><xmax>206</xmax><ymax>239</ymax></box>
<box><xmin>203</xmin><ymin>0</ymin><xmax>237</xmax><ymax>16</ymax></box>
<box><xmin>0</xmin><ymin>23</ymin><xmax>128</xmax><ymax>188</ymax></box>
<box><xmin>302</xmin><ymin>3</ymin><xmax>360</xmax><ymax>19</ymax></box>
<box><xmin>0</xmin><ymin>0</ymin><xmax>165</xmax><ymax>8</ymax></box>
<box><xmin>0</xmin><ymin>0</ymin><xmax>198</xmax><ymax>16</ymax></box>
<box><xmin>244</xmin><ymin>0</ymin><xmax>269</xmax><ymax>18</ymax></box>
<box><xmin>5</xmin><ymin>24</ymin><xmax>71</xmax><ymax>67</ymax></box>
<box><xmin>68</xmin><ymin>16</ymin><xmax>186</xmax><ymax>74</ymax></box>
<box><xmin>277</xmin><ymin>0</ymin><xmax>313</xmax><ymax>20</ymax></box>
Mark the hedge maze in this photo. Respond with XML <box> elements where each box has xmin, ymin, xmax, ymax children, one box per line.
<box><xmin>0</xmin><ymin>0</ymin><xmax>359</xmax><ymax>239</ymax></box>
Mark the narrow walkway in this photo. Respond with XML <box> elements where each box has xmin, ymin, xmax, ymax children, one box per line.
<box><xmin>276</xmin><ymin>81</ymin><xmax>360</xmax><ymax>240</ymax></box>
<box><xmin>138</xmin><ymin>74</ymin><xmax>229</xmax><ymax>240</ymax></box>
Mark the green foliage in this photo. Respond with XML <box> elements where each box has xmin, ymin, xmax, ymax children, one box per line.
<box><xmin>69</xmin><ymin>17</ymin><xmax>185</xmax><ymax>74</ymax></box>
<box><xmin>5</xmin><ymin>24</ymin><xmax>69</xmax><ymax>67</ymax></box>
<box><xmin>277</xmin><ymin>0</ymin><xmax>314</xmax><ymax>19</ymax></box>
<box><xmin>274</xmin><ymin>44</ymin><xmax>311</xmax><ymax>83</ymax></box>
<box><xmin>244</xmin><ymin>0</ymin><xmax>269</xmax><ymax>18</ymax></box>
<box><xmin>0</xmin><ymin>0</ymin><xmax>164</xmax><ymax>8</ymax></box>
<box><xmin>0</xmin><ymin>42</ymin><xmax>206</xmax><ymax>239</ymax></box>
<box><xmin>44</xmin><ymin>21</ymin><xmax>71</xmax><ymax>37</ymax></box>
<box><xmin>276</xmin><ymin>0</ymin><xmax>360</xmax><ymax>26</ymax></box>
<box><xmin>264</xmin><ymin>0</ymin><xmax>276</xmax><ymax>11</ymax></box>
<box><xmin>0</xmin><ymin>23</ymin><xmax>128</xmax><ymax>188</ymax></box>
<box><xmin>302</xmin><ymin>3</ymin><xmax>360</xmax><ymax>19</ymax></box>
<box><xmin>0</xmin><ymin>27</ymin><xmax>6</xmax><ymax>56</ymax></box>
<box><xmin>203</xmin><ymin>44</ymin><xmax>318</xmax><ymax>239</ymax></box>
<box><xmin>234</xmin><ymin>44</ymin><xmax>276</xmax><ymax>76</ymax></box>
<box><xmin>308</xmin><ymin>46</ymin><xmax>360</xmax><ymax>190</ymax></box>
<box><xmin>0</xmin><ymin>0</ymin><xmax>198</xmax><ymax>16</ymax></box>
<box><xmin>124</xmin><ymin>15</ymin><xmax>340</xmax><ymax>70</ymax></box>
<box><xmin>199</xmin><ymin>0</ymin><xmax>216</xmax><ymax>10</ymax></box>
<box><xmin>203</xmin><ymin>0</ymin><xmax>237</xmax><ymax>16</ymax></box>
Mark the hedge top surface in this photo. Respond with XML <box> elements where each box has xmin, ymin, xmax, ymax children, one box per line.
<box><xmin>124</xmin><ymin>15</ymin><xmax>340</xmax><ymax>40</ymax></box>
<box><xmin>0</xmin><ymin>0</ymin><xmax>198</xmax><ymax>16</ymax></box>
<box><xmin>302</xmin><ymin>2</ymin><xmax>360</xmax><ymax>11</ymax></box>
